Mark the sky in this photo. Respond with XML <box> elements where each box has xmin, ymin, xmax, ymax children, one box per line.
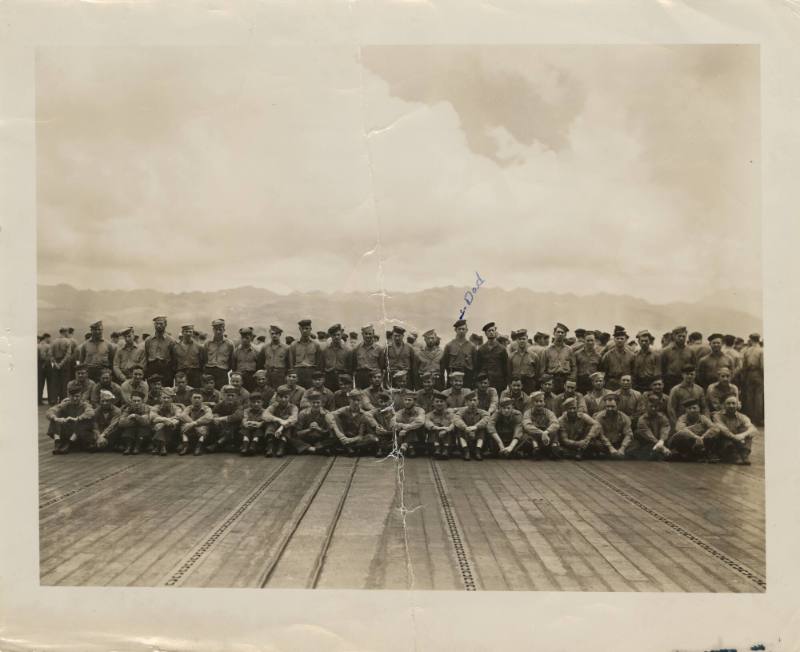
<box><xmin>36</xmin><ymin>45</ymin><xmax>761</xmax><ymax>311</ymax></box>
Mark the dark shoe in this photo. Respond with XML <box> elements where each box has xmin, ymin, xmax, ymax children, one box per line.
<box><xmin>574</xmin><ymin>453</ymin><xmax>583</xmax><ymax>461</ymax></box>
<box><xmin>375</xmin><ymin>447</ymin><xmax>384</xmax><ymax>458</ymax></box>
<box><xmin>441</xmin><ymin>448</ymin><xmax>450</xmax><ymax>460</ymax></box>
<box><xmin>206</xmin><ymin>443</ymin><xmax>218</xmax><ymax>454</ymax></box>
<box><xmin>194</xmin><ymin>444</ymin><xmax>203</xmax><ymax>456</ymax></box>
<box><xmin>52</xmin><ymin>440</ymin><xmax>62</xmax><ymax>455</ymax></box>
<box><xmin>178</xmin><ymin>443</ymin><xmax>188</xmax><ymax>456</ymax></box>
<box><xmin>275</xmin><ymin>441</ymin><xmax>285</xmax><ymax>458</ymax></box>
<box><xmin>248</xmin><ymin>440</ymin><xmax>259</xmax><ymax>454</ymax></box>
<box><xmin>432</xmin><ymin>445</ymin><xmax>441</xmax><ymax>459</ymax></box>
<box><xmin>406</xmin><ymin>446</ymin><xmax>416</xmax><ymax>458</ymax></box>
<box><xmin>473</xmin><ymin>447</ymin><xmax>482</xmax><ymax>461</ymax></box>
<box><xmin>461</xmin><ymin>447</ymin><xmax>471</xmax><ymax>461</ymax></box>
<box><xmin>159</xmin><ymin>443</ymin><xmax>167</xmax><ymax>456</ymax></box>
<box><xmin>264</xmin><ymin>441</ymin><xmax>274</xmax><ymax>458</ymax></box>
<box><xmin>123</xmin><ymin>444</ymin><xmax>132</xmax><ymax>456</ymax></box>
<box><xmin>240</xmin><ymin>441</ymin><xmax>249</xmax><ymax>455</ymax></box>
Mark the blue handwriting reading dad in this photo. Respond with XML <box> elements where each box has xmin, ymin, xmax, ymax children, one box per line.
<box><xmin>458</xmin><ymin>272</ymin><xmax>486</xmax><ymax>320</ymax></box>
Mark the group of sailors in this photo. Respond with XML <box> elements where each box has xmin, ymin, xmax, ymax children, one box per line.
<box><xmin>39</xmin><ymin>317</ymin><xmax>764</xmax><ymax>464</ymax></box>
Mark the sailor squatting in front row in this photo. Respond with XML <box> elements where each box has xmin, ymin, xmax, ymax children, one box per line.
<box><xmin>42</xmin><ymin>318</ymin><xmax>763</xmax><ymax>464</ymax></box>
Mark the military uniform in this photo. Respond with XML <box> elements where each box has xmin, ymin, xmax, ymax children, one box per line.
<box><xmin>78</xmin><ymin>331</ymin><xmax>116</xmax><ymax>382</ymax></box>
<box><xmin>143</xmin><ymin>322</ymin><xmax>177</xmax><ymax>386</ymax></box>
<box><xmin>326</xmin><ymin>402</ymin><xmax>380</xmax><ymax>454</ymax></box>
<box><xmin>552</xmin><ymin>390</ymin><xmax>587</xmax><ymax>417</ymax></box>
<box><xmin>498</xmin><ymin>387</ymin><xmax>530</xmax><ymax>413</ymax></box>
<box><xmin>174</xmin><ymin>332</ymin><xmax>205</xmax><ymax>389</ymax></box>
<box><xmin>740</xmin><ymin>341</ymin><xmax>764</xmax><ymax>425</ymax></box>
<box><xmin>521</xmin><ymin>403</ymin><xmax>560</xmax><ymax>458</ymax></box>
<box><xmin>440</xmin><ymin>332</ymin><xmax>477</xmax><ymax>388</ymax></box>
<box><xmin>232</xmin><ymin>335</ymin><xmax>259</xmax><ymax>391</ymax></box>
<box><xmin>696</xmin><ymin>350</ymin><xmax>735</xmax><ymax>390</ymax></box>
<box><xmin>600</xmin><ymin>346</ymin><xmax>634</xmax><ymax>391</ymax></box>
<box><xmin>669</xmin><ymin>411</ymin><xmax>716</xmax><ymax>461</ymax></box>
<box><xmin>426</xmin><ymin>403</ymin><xmax>457</xmax><ymax>458</ymax></box>
<box><xmin>380</xmin><ymin>329</ymin><xmax>418</xmax><ymax>389</ymax></box>
<box><xmin>89</xmin><ymin>380</ymin><xmax>123</xmax><ymax>407</ymax></box>
<box><xmin>293</xmin><ymin>405</ymin><xmax>335</xmax><ymax>453</ymax></box>
<box><xmin>204</xmin><ymin>333</ymin><xmax>235</xmax><ymax>389</ymax></box>
<box><xmin>416</xmin><ymin>343</ymin><xmax>444</xmax><ymax>390</ymax></box>
<box><xmin>507</xmin><ymin>334</ymin><xmax>542</xmax><ymax>394</ymax></box>
<box><xmin>92</xmin><ymin>402</ymin><xmax>122</xmax><ymax>451</ymax></box>
<box><xmin>259</xmin><ymin>330</ymin><xmax>290</xmax><ymax>389</ymax></box>
<box><xmin>442</xmin><ymin>386</ymin><xmax>469</xmax><ymax>409</ymax></box>
<box><xmin>239</xmin><ymin>404</ymin><xmax>268</xmax><ymax>455</ymax></box>
<box><xmin>706</xmin><ymin>381</ymin><xmax>740</xmax><ymax>412</ymax></box>
<box><xmin>667</xmin><ymin>381</ymin><xmax>708</xmax><ymax>424</ymax></box>
<box><xmin>453</xmin><ymin>402</ymin><xmax>491</xmax><ymax>459</ymax></box>
<box><xmin>49</xmin><ymin>332</ymin><xmax>76</xmax><ymax>403</ymax></box>
<box><xmin>150</xmin><ymin>397</ymin><xmax>183</xmax><ymax>453</ymax></box>
<box><xmin>575</xmin><ymin>346</ymin><xmax>601</xmax><ymax>394</ymax></box>
<box><xmin>594</xmin><ymin>407</ymin><xmax>634</xmax><ymax>457</ymax></box>
<box><xmin>178</xmin><ymin>402</ymin><xmax>213</xmax><ymax>455</ymax></box>
<box><xmin>709</xmin><ymin>408</ymin><xmax>757</xmax><ymax>463</ymax></box>
<box><xmin>118</xmin><ymin>401</ymin><xmax>152</xmax><ymax>455</ymax></box>
<box><xmin>321</xmin><ymin>328</ymin><xmax>352</xmax><ymax>391</ymax></box>
<box><xmin>475</xmin><ymin>385</ymin><xmax>499</xmax><ymax>414</ymax></box>
<box><xmin>629</xmin><ymin>409</ymin><xmax>671</xmax><ymax>460</ymax></box>
<box><xmin>632</xmin><ymin>345</ymin><xmax>661</xmax><ymax>393</ymax></box>
<box><xmin>288</xmin><ymin>323</ymin><xmax>323</xmax><ymax>389</ymax></box>
<box><xmin>352</xmin><ymin>331</ymin><xmax>383</xmax><ymax>390</ymax></box>
<box><xmin>208</xmin><ymin>395</ymin><xmax>244</xmax><ymax>452</ymax></box>
<box><xmin>585</xmin><ymin>389</ymin><xmax>611</xmax><ymax>416</ymax></box>
<box><xmin>558</xmin><ymin>410</ymin><xmax>602</xmax><ymax>459</ymax></box>
<box><xmin>113</xmin><ymin>341</ymin><xmax>146</xmax><ymax>383</ymax></box>
<box><xmin>487</xmin><ymin>408</ymin><xmax>525</xmax><ymax>455</ymax></box>
<box><xmin>541</xmin><ymin>342</ymin><xmax>576</xmax><ymax>393</ymax></box>
<box><xmin>660</xmin><ymin>341</ymin><xmax>697</xmax><ymax>393</ymax></box>
<box><xmin>394</xmin><ymin>401</ymin><xmax>427</xmax><ymax>455</ymax></box>
<box><xmin>477</xmin><ymin>334</ymin><xmax>509</xmax><ymax>393</ymax></box>
<box><xmin>46</xmin><ymin>392</ymin><xmax>96</xmax><ymax>454</ymax></box>
<box><xmin>120</xmin><ymin>378</ymin><xmax>149</xmax><ymax>406</ymax></box>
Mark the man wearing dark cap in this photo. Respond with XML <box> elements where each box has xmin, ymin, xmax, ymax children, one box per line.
<box><xmin>113</xmin><ymin>327</ymin><xmax>146</xmax><ymax>384</ymax></box>
<box><xmin>173</xmin><ymin>324</ymin><xmax>204</xmax><ymax>389</ymax></box>
<box><xmin>351</xmin><ymin>325</ymin><xmax>382</xmax><ymax>390</ymax></box>
<box><xmin>740</xmin><ymin>333</ymin><xmax>764</xmax><ymax>425</ymax></box>
<box><xmin>487</xmin><ymin>397</ymin><xmax>526</xmax><ymax>458</ymax></box>
<box><xmin>49</xmin><ymin>327</ymin><xmax>77</xmax><ymax>404</ymax></box>
<box><xmin>204</xmin><ymin>319</ymin><xmax>235</xmax><ymax>389</ymax></box>
<box><xmin>530</xmin><ymin>332</ymin><xmax>547</xmax><ymax>356</ymax></box>
<box><xmin>599</xmin><ymin>326</ymin><xmax>634</xmax><ymax>391</ymax></box>
<box><xmin>326</xmin><ymin>389</ymin><xmax>380</xmax><ymax>456</ymax></box>
<box><xmin>300</xmin><ymin>371</ymin><xmax>336</xmax><ymax>411</ymax></box>
<box><xmin>144</xmin><ymin>316</ymin><xmax>176</xmax><ymax>387</ymax></box>
<box><xmin>709</xmin><ymin>395</ymin><xmax>757</xmax><ymax>464</ymax></box>
<box><xmin>426</xmin><ymin>391</ymin><xmax>456</xmax><ymax>459</ymax></box>
<box><xmin>574</xmin><ymin>331</ymin><xmax>601</xmax><ymax>394</ymax></box>
<box><xmin>380</xmin><ymin>325</ymin><xmax>418</xmax><ymax>389</ymax></box>
<box><xmin>46</xmin><ymin>381</ymin><xmax>96</xmax><ymax>454</ymax></box>
<box><xmin>688</xmin><ymin>332</ymin><xmax>712</xmax><ymax>360</ymax></box>
<box><xmin>507</xmin><ymin>328</ymin><xmax>542</xmax><ymax>394</ymax></box>
<box><xmin>145</xmin><ymin>374</ymin><xmax>164</xmax><ymax>407</ymax></box>
<box><xmin>206</xmin><ymin>385</ymin><xmax>245</xmax><ymax>454</ymax></box>
<box><xmin>270</xmin><ymin>369</ymin><xmax>305</xmax><ymax>408</ymax></box>
<box><xmin>669</xmin><ymin>397</ymin><xmax>717</xmax><ymax>462</ymax></box>
<box><xmin>542</xmin><ymin>323</ymin><xmax>576</xmax><ymax>394</ymax></box>
<box><xmin>594</xmin><ymin>393</ymin><xmax>633</xmax><ymax>459</ymax></box>
<box><xmin>257</xmin><ymin>325</ymin><xmax>289</xmax><ymax>390</ymax></box>
<box><xmin>631</xmin><ymin>329</ymin><xmax>660</xmax><ymax>393</ymax></box>
<box><xmin>322</xmin><ymin>324</ymin><xmax>352</xmax><ymax>392</ymax></box>
<box><xmin>696</xmin><ymin>333</ymin><xmax>735</xmax><ymax>390</ymax></box>
<box><xmin>522</xmin><ymin>391</ymin><xmax>561</xmax><ymax>460</ymax></box>
<box><xmin>667</xmin><ymin>365</ymin><xmax>708</xmax><ymax>424</ymax></box>
<box><xmin>417</xmin><ymin>330</ymin><xmax>444</xmax><ymax>390</ymax></box>
<box><xmin>453</xmin><ymin>391</ymin><xmax>491</xmax><ymax>460</ymax></box>
<box><xmin>636</xmin><ymin>377</ymin><xmax>670</xmax><ymax>424</ymax></box>
<box><xmin>441</xmin><ymin>319</ymin><xmax>477</xmax><ymax>389</ymax></box>
<box><xmin>476</xmin><ymin>322</ymin><xmax>509</xmax><ymax>393</ymax></box>
<box><xmin>660</xmin><ymin>326</ymin><xmax>697</xmax><ymax>393</ymax></box>
<box><xmin>558</xmin><ymin>397</ymin><xmax>602</xmax><ymax>460</ymax></box>
<box><xmin>232</xmin><ymin>327</ymin><xmax>259</xmax><ymax>392</ymax></box>
<box><xmin>289</xmin><ymin>319</ymin><xmax>323</xmax><ymax>389</ymax></box>
<box><xmin>79</xmin><ymin>321</ymin><xmax>116</xmax><ymax>383</ymax></box>
<box><xmin>629</xmin><ymin>394</ymin><xmax>672</xmax><ymax>460</ymax></box>
<box><xmin>474</xmin><ymin>372</ymin><xmax>499</xmax><ymax>415</ymax></box>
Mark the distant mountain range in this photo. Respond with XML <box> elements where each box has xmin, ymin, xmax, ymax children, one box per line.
<box><xmin>37</xmin><ymin>284</ymin><xmax>763</xmax><ymax>339</ymax></box>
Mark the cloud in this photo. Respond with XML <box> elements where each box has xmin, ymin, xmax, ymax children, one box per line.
<box><xmin>36</xmin><ymin>45</ymin><xmax>761</xmax><ymax>314</ymax></box>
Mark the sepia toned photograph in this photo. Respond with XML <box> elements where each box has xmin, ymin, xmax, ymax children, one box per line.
<box><xmin>35</xmin><ymin>44</ymin><xmax>765</xmax><ymax>592</ymax></box>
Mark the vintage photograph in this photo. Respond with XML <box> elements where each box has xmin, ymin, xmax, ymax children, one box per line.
<box><xmin>36</xmin><ymin>44</ymin><xmax>764</xmax><ymax>591</ymax></box>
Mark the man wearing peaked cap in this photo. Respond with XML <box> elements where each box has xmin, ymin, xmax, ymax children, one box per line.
<box><xmin>542</xmin><ymin>322</ymin><xmax>576</xmax><ymax>394</ymax></box>
<box><xmin>78</xmin><ymin>319</ymin><xmax>116</xmax><ymax>383</ymax></box>
<box><xmin>442</xmin><ymin>318</ymin><xmax>477</xmax><ymax>389</ymax></box>
<box><xmin>143</xmin><ymin>315</ymin><xmax>177</xmax><ymax>387</ymax></box>
<box><xmin>380</xmin><ymin>325</ymin><xmax>417</xmax><ymax>390</ymax></box>
<box><xmin>173</xmin><ymin>323</ymin><xmax>203</xmax><ymax>389</ymax></box>
<box><xmin>477</xmin><ymin>321</ymin><xmax>509</xmax><ymax>394</ymax></box>
<box><xmin>322</xmin><ymin>323</ymin><xmax>351</xmax><ymax>392</ymax></box>
<box><xmin>288</xmin><ymin>319</ymin><xmax>322</xmax><ymax>389</ymax></box>
<box><xmin>204</xmin><ymin>318</ymin><xmax>235</xmax><ymax>390</ymax></box>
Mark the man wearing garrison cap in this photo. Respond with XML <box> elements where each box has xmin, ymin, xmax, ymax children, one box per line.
<box><xmin>594</xmin><ymin>392</ymin><xmax>634</xmax><ymax>459</ymax></box>
<box><xmin>325</xmin><ymin>389</ymin><xmax>380</xmax><ymax>456</ymax></box>
<box><xmin>426</xmin><ymin>390</ymin><xmax>457</xmax><ymax>459</ymax></box>
<box><xmin>232</xmin><ymin>326</ymin><xmax>259</xmax><ymax>392</ymax></box>
<box><xmin>660</xmin><ymin>326</ymin><xmax>698</xmax><ymax>393</ymax></box>
<box><xmin>487</xmin><ymin>396</ymin><xmax>525</xmax><ymax>458</ymax></box>
<box><xmin>204</xmin><ymin>319</ymin><xmax>235</xmax><ymax>389</ymax></box>
<box><xmin>149</xmin><ymin>387</ymin><xmax>183</xmax><ymax>456</ymax></box>
<box><xmin>257</xmin><ymin>325</ymin><xmax>289</xmax><ymax>390</ymax></box>
<box><xmin>351</xmin><ymin>324</ymin><xmax>382</xmax><ymax>390</ymax></box>
<box><xmin>113</xmin><ymin>327</ymin><xmax>145</xmax><ymax>384</ymax></box>
<box><xmin>629</xmin><ymin>392</ymin><xmax>672</xmax><ymax>460</ymax></box>
<box><xmin>174</xmin><ymin>324</ymin><xmax>204</xmax><ymax>389</ymax></box>
<box><xmin>416</xmin><ymin>329</ymin><xmax>444</xmax><ymax>390</ymax></box>
<box><xmin>522</xmin><ymin>390</ymin><xmax>561</xmax><ymax>459</ymax></box>
<box><xmin>696</xmin><ymin>333</ymin><xmax>735</xmax><ymax>390</ymax></box>
<box><xmin>288</xmin><ymin>319</ymin><xmax>323</xmax><ymax>390</ymax></box>
<box><xmin>599</xmin><ymin>326</ymin><xmax>634</xmax><ymax>391</ymax></box>
<box><xmin>441</xmin><ymin>319</ymin><xmax>478</xmax><ymax>389</ymax></box>
<box><xmin>206</xmin><ymin>385</ymin><xmax>245</xmax><ymax>454</ymax></box>
<box><xmin>78</xmin><ymin>320</ymin><xmax>116</xmax><ymax>383</ymax></box>
<box><xmin>46</xmin><ymin>381</ymin><xmax>96</xmax><ymax>455</ymax></box>
<box><xmin>321</xmin><ymin>324</ymin><xmax>352</xmax><ymax>392</ymax></box>
<box><xmin>476</xmin><ymin>322</ymin><xmax>509</xmax><ymax>393</ymax></box>
<box><xmin>541</xmin><ymin>322</ymin><xmax>576</xmax><ymax>394</ymax></box>
<box><xmin>380</xmin><ymin>325</ymin><xmax>418</xmax><ymax>390</ymax></box>
<box><xmin>558</xmin><ymin>397</ymin><xmax>602</xmax><ymax>460</ymax></box>
<box><xmin>144</xmin><ymin>316</ymin><xmax>177</xmax><ymax>387</ymax></box>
